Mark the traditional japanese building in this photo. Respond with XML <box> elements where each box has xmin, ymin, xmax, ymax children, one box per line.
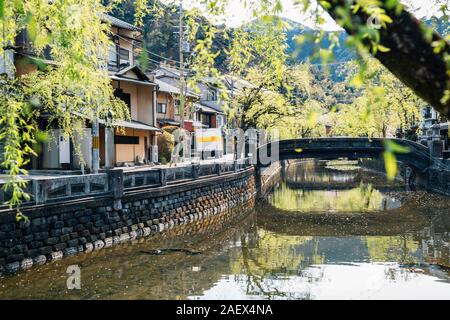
<box><xmin>7</xmin><ymin>14</ymin><xmax>161</xmax><ymax>171</ymax></box>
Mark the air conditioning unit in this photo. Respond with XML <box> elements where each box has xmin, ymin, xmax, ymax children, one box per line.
<box><xmin>151</xmin><ymin>145</ymin><xmax>159</xmax><ymax>163</ymax></box>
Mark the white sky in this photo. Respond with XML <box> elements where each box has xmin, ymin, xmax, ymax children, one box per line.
<box><xmin>177</xmin><ymin>0</ymin><xmax>447</xmax><ymax>30</ymax></box>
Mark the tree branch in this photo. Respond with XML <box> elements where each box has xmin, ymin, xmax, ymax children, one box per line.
<box><xmin>322</xmin><ymin>0</ymin><xmax>450</xmax><ymax>115</ymax></box>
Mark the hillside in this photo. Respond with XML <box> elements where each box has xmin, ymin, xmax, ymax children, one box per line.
<box><xmin>110</xmin><ymin>1</ymin><xmax>447</xmax><ymax>74</ymax></box>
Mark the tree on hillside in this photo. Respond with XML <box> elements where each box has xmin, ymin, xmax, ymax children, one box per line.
<box><xmin>330</xmin><ymin>59</ymin><xmax>424</xmax><ymax>138</ymax></box>
<box><xmin>235</xmin><ymin>63</ymin><xmax>330</xmax><ymax>138</ymax></box>
<box><xmin>317</xmin><ymin>0</ymin><xmax>449</xmax><ymax>116</ymax></box>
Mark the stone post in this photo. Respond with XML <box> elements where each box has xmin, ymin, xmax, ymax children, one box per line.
<box><xmin>160</xmin><ymin>168</ymin><xmax>167</xmax><ymax>186</ymax></box>
<box><xmin>32</xmin><ymin>180</ymin><xmax>42</xmax><ymax>204</ymax></box>
<box><xmin>216</xmin><ymin>163</ymin><xmax>222</xmax><ymax>176</ymax></box>
<box><xmin>430</xmin><ymin>124</ymin><xmax>444</xmax><ymax>158</ymax></box>
<box><xmin>108</xmin><ymin>169</ymin><xmax>123</xmax><ymax>210</ymax></box>
<box><xmin>192</xmin><ymin>164</ymin><xmax>200</xmax><ymax>180</ymax></box>
<box><xmin>105</xmin><ymin>127</ymin><xmax>115</xmax><ymax>168</ymax></box>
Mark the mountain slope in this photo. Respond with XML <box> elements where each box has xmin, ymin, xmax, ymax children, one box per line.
<box><xmin>110</xmin><ymin>1</ymin><xmax>447</xmax><ymax>73</ymax></box>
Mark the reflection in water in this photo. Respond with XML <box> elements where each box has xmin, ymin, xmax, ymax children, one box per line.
<box><xmin>271</xmin><ymin>160</ymin><xmax>404</xmax><ymax>213</ymax></box>
<box><xmin>0</xmin><ymin>160</ymin><xmax>449</xmax><ymax>300</ymax></box>
<box><xmin>196</xmin><ymin>262</ymin><xmax>450</xmax><ymax>300</ymax></box>
<box><xmin>269</xmin><ymin>182</ymin><xmax>402</xmax><ymax>212</ymax></box>
<box><xmin>286</xmin><ymin>160</ymin><xmax>358</xmax><ymax>184</ymax></box>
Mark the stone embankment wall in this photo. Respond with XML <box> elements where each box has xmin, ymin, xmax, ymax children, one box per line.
<box><xmin>0</xmin><ymin>167</ymin><xmax>256</xmax><ymax>275</ymax></box>
<box><xmin>427</xmin><ymin>164</ymin><xmax>450</xmax><ymax>195</ymax></box>
<box><xmin>256</xmin><ymin>161</ymin><xmax>283</xmax><ymax>197</ymax></box>
<box><xmin>358</xmin><ymin>158</ymin><xmax>450</xmax><ymax>195</ymax></box>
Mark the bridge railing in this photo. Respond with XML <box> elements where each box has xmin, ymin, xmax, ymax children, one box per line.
<box><xmin>257</xmin><ymin>137</ymin><xmax>433</xmax><ymax>170</ymax></box>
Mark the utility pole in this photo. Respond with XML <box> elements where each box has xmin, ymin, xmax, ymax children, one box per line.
<box><xmin>92</xmin><ymin>104</ymin><xmax>100</xmax><ymax>174</ymax></box>
<box><xmin>178</xmin><ymin>1</ymin><xmax>187</xmax><ymax>162</ymax></box>
<box><xmin>178</xmin><ymin>1</ymin><xmax>186</xmax><ymax>130</ymax></box>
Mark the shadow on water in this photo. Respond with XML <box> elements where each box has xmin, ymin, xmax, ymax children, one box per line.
<box><xmin>0</xmin><ymin>160</ymin><xmax>450</xmax><ymax>299</ymax></box>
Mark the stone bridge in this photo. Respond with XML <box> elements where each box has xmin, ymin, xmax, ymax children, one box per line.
<box><xmin>258</xmin><ymin>137</ymin><xmax>431</xmax><ymax>170</ymax></box>
<box><xmin>256</xmin><ymin>137</ymin><xmax>433</xmax><ymax>186</ymax></box>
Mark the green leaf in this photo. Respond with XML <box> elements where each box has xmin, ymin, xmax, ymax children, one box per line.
<box><xmin>0</xmin><ymin>0</ymin><xmax>5</xmax><ymax>19</ymax></box>
<box><xmin>319</xmin><ymin>1</ymin><xmax>331</xmax><ymax>10</ymax></box>
<box><xmin>384</xmin><ymin>140</ymin><xmax>410</xmax><ymax>154</ymax></box>
<box><xmin>27</xmin><ymin>14</ymin><xmax>38</xmax><ymax>42</ymax></box>
<box><xmin>138</xmin><ymin>42</ymin><xmax>149</xmax><ymax>71</ymax></box>
<box><xmin>274</xmin><ymin>0</ymin><xmax>283</xmax><ymax>12</ymax></box>
<box><xmin>377</xmin><ymin>44</ymin><xmax>391</xmax><ymax>53</ymax></box>
<box><xmin>308</xmin><ymin>110</ymin><xmax>317</xmax><ymax>127</ymax></box>
<box><xmin>379</xmin><ymin>14</ymin><xmax>393</xmax><ymax>24</ymax></box>
<box><xmin>349</xmin><ymin>73</ymin><xmax>364</xmax><ymax>88</ymax></box>
<box><xmin>385</xmin><ymin>0</ymin><xmax>399</xmax><ymax>10</ymax></box>
<box><xmin>383</xmin><ymin>151</ymin><xmax>397</xmax><ymax>182</ymax></box>
<box><xmin>35</xmin><ymin>130</ymin><xmax>49</xmax><ymax>143</ymax></box>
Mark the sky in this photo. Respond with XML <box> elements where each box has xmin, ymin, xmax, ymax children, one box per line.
<box><xmin>178</xmin><ymin>0</ymin><xmax>447</xmax><ymax>30</ymax></box>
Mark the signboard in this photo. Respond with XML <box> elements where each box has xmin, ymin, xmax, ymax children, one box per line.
<box><xmin>195</xmin><ymin>128</ymin><xmax>223</xmax><ymax>152</ymax></box>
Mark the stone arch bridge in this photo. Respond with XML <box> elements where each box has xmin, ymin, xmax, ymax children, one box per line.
<box><xmin>256</xmin><ymin>137</ymin><xmax>433</xmax><ymax>186</ymax></box>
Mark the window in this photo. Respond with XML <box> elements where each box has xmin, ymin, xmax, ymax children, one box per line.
<box><xmin>174</xmin><ymin>100</ymin><xmax>180</xmax><ymax>115</ymax></box>
<box><xmin>114</xmin><ymin>135</ymin><xmax>139</xmax><ymax>144</ymax></box>
<box><xmin>423</xmin><ymin>106</ymin><xmax>431</xmax><ymax>119</ymax></box>
<box><xmin>108</xmin><ymin>44</ymin><xmax>118</xmax><ymax>69</ymax></box>
<box><xmin>114</xmin><ymin>88</ymin><xmax>131</xmax><ymax>110</ymax></box>
<box><xmin>119</xmin><ymin>47</ymin><xmax>130</xmax><ymax>61</ymax></box>
<box><xmin>216</xmin><ymin>115</ymin><xmax>224</xmax><ymax>127</ymax></box>
<box><xmin>200</xmin><ymin>113</ymin><xmax>212</xmax><ymax>128</ymax></box>
<box><xmin>207</xmin><ymin>88</ymin><xmax>217</xmax><ymax>101</ymax></box>
<box><xmin>118</xmin><ymin>47</ymin><xmax>131</xmax><ymax>69</ymax></box>
<box><xmin>157</xmin><ymin>103</ymin><xmax>167</xmax><ymax>114</ymax></box>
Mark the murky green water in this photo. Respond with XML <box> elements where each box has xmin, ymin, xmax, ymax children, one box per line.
<box><xmin>1</xmin><ymin>160</ymin><xmax>450</xmax><ymax>300</ymax></box>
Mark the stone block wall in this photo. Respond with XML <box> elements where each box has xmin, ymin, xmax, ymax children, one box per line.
<box><xmin>0</xmin><ymin>167</ymin><xmax>256</xmax><ymax>275</ymax></box>
<box><xmin>256</xmin><ymin>161</ymin><xmax>283</xmax><ymax>197</ymax></box>
<box><xmin>358</xmin><ymin>158</ymin><xmax>450</xmax><ymax>195</ymax></box>
<box><xmin>427</xmin><ymin>166</ymin><xmax>450</xmax><ymax>195</ymax></box>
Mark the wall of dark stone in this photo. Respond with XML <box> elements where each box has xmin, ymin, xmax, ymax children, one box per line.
<box><xmin>358</xmin><ymin>158</ymin><xmax>450</xmax><ymax>195</ymax></box>
<box><xmin>256</xmin><ymin>161</ymin><xmax>283</xmax><ymax>197</ymax></box>
<box><xmin>427</xmin><ymin>167</ymin><xmax>450</xmax><ymax>195</ymax></box>
<box><xmin>0</xmin><ymin>167</ymin><xmax>256</xmax><ymax>275</ymax></box>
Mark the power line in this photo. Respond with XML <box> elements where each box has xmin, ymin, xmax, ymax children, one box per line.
<box><xmin>114</xmin><ymin>33</ymin><xmax>185</xmax><ymax>67</ymax></box>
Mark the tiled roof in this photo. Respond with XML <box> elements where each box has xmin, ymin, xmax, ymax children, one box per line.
<box><xmin>154</xmin><ymin>79</ymin><xmax>183</xmax><ymax>95</ymax></box>
<box><xmin>155</xmin><ymin>78</ymin><xmax>199</xmax><ymax>98</ymax></box>
<box><xmin>199</xmin><ymin>100</ymin><xmax>224</xmax><ymax>113</ymax></box>
<box><xmin>157</xmin><ymin>118</ymin><xmax>181</xmax><ymax>126</ymax></box>
<box><xmin>102</xmin><ymin>14</ymin><xmax>143</xmax><ymax>32</ymax></box>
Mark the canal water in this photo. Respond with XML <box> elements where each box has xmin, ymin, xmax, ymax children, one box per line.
<box><xmin>1</xmin><ymin>160</ymin><xmax>450</xmax><ymax>299</ymax></box>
